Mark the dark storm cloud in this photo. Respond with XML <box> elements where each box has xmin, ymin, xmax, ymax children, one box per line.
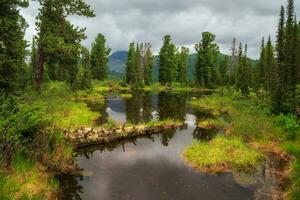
<box><xmin>21</xmin><ymin>0</ymin><xmax>300</xmax><ymax>58</ymax></box>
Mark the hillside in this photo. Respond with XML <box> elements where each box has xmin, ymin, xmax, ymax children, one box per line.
<box><xmin>109</xmin><ymin>51</ymin><xmax>257</xmax><ymax>81</ymax></box>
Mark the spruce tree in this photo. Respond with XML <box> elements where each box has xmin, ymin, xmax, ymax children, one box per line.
<box><xmin>126</xmin><ymin>42</ymin><xmax>136</xmax><ymax>84</ymax></box>
<box><xmin>256</xmin><ymin>37</ymin><xmax>266</xmax><ymax>89</ymax></box>
<box><xmin>144</xmin><ymin>44</ymin><xmax>153</xmax><ymax>86</ymax></box>
<box><xmin>285</xmin><ymin>0</ymin><xmax>296</xmax><ymax>110</ymax></box>
<box><xmin>134</xmin><ymin>43</ymin><xmax>143</xmax><ymax>87</ymax></box>
<box><xmin>195</xmin><ymin>32</ymin><xmax>219</xmax><ymax>88</ymax></box>
<box><xmin>0</xmin><ymin>0</ymin><xmax>29</xmax><ymax>91</ymax></box>
<box><xmin>264</xmin><ymin>36</ymin><xmax>276</xmax><ymax>101</ymax></box>
<box><xmin>35</xmin><ymin>0</ymin><xmax>95</xmax><ymax>89</ymax></box>
<box><xmin>159</xmin><ymin>35</ymin><xmax>177</xmax><ymax>85</ymax></box>
<box><xmin>77</xmin><ymin>47</ymin><xmax>92</xmax><ymax>90</ymax></box>
<box><xmin>177</xmin><ymin>47</ymin><xmax>189</xmax><ymax>84</ymax></box>
<box><xmin>273</xmin><ymin>6</ymin><xmax>286</xmax><ymax>112</ymax></box>
<box><xmin>90</xmin><ymin>33</ymin><xmax>111</xmax><ymax>81</ymax></box>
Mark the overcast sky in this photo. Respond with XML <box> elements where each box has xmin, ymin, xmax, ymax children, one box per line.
<box><xmin>21</xmin><ymin>0</ymin><xmax>299</xmax><ymax>58</ymax></box>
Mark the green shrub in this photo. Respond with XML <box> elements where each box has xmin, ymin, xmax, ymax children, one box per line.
<box><xmin>276</xmin><ymin>114</ymin><xmax>299</xmax><ymax>140</ymax></box>
<box><xmin>0</xmin><ymin>92</ymin><xmax>48</xmax><ymax>162</ymax></box>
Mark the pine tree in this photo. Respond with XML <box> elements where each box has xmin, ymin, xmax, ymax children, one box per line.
<box><xmin>256</xmin><ymin>37</ymin><xmax>266</xmax><ymax>89</ymax></box>
<box><xmin>195</xmin><ymin>32</ymin><xmax>219</xmax><ymax>88</ymax></box>
<box><xmin>264</xmin><ymin>36</ymin><xmax>276</xmax><ymax>100</ymax></box>
<box><xmin>159</xmin><ymin>35</ymin><xmax>177</xmax><ymax>84</ymax></box>
<box><xmin>126</xmin><ymin>42</ymin><xmax>136</xmax><ymax>84</ymax></box>
<box><xmin>90</xmin><ymin>33</ymin><xmax>111</xmax><ymax>81</ymax></box>
<box><xmin>144</xmin><ymin>44</ymin><xmax>153</xmax><ymax>86</ymax></box>
<box><xmin>35</xmin><ymin>0</ymin><xmax>95</xmax><ymax>89</ymax></box>
<box><xmin>77</xmin><ymin>47</ymin><xmax>92</xmax><ymax>90</ymax></box>
<box><xmin>177</xmin><ymin>47</ymin><xmax>189</xmax><ymax>84</ymax></box>
<box><xmin>0</xmin><ymin>0</ymin><xmax>29</xmax><ymax>91</ymax></box>
<box><xmin>236</xmin><ymin>43</ymin><xmax>251</xmax><ymax>96</ymax></box>
<box><xmin>285</xmin><ymin>0</ymin><xmax>296</xmax><ymax>111</ymax></box>
<box><xmin>272</xmin><ymin>6</ymin><xmax>286</xmax><ymax>112</ymax></box>
<box><xmin>134</xmin><ymin>43</ymin><xmax>143</xmax><ymax>87</ymax></box>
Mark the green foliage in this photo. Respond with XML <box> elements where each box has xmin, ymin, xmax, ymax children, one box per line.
<box><xmin>90</xmin><ymin>33</ymin><xmax>111</xmax><ymax>81</ymax></box>
<box><xmin>159</xmin><ymin>35</ymin><xmax>178</xmax><ymax>84</ymax></box>
<box><xmin>0</xmin><ymin>92</ymin><xmax>48</xmax><ymax>162</ymax></box>
<box><xmin>34</xmin><ymin>0</ymin><xmax>95</xmax><ymax>88</ymax></box>
<box><xmin>76</xmin><ymin>47</ymin><xmax>92</xmax><ymax>90</ymax></box>
<box><xmin>276</xmin><ymin>114</ymin><xmax>299</xmax><ymax>140</ymax></box>
<box><xmin>183</xmin><ymin>135</ymin><xmax>265</xmax><ymax>173</ymax></box>
<box><xmin>195</xmin><ymin>32</ymin><xmax>219</xmax><ymax>88</ymax></box>
<box><xmin>177</xmin><ymin>46</ymin><xmax>189</xmax><ymax>84</ymax></box>
<box><xmin>125</xmin><ymin>42</ymin><xmax>153</xmax><ymax>87</ymax></box>
<box><xmin>0</xmin><ymin>0</ymin><xmax>29</xmax><ymax>91</ymax></box>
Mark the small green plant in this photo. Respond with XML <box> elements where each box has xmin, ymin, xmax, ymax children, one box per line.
<box><xmin>276</xmin><ymin>114</ymin><xmax>299</xmax><ymax>140</ymax></box>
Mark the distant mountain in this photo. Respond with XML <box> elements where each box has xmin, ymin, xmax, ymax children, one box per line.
<box><xmin>108</xmin><ymin>51</ymin><xmax>257</xmax><ymax>81</ymax></box>
<box><xmin>108</xmin><ymin>51</ymin><xmax>128</xmax><ymax>80</ymax></box>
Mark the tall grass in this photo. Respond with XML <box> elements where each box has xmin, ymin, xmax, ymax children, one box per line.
<box><xmin>183</xmin><ymin>135</ymin><xmax>265</xmax><ymax>173</ymax></box>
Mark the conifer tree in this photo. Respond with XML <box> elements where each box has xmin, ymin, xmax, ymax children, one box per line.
<box><xmin>159</xmin><ymin>35</ymin><xmax>177</xmax><ymax>84</ymax></box>
<box><xmin>134</xmin><ymin>43</ymin><xmax>143</xmax><ymax>87</ymax></box>
<box><xmin>90</xmin><ymin>33</ymin><xmax>111</xmax><ymax>81</ymax></box>
<box><xmin>177</xmin><ymin>47</ymin><xmax>189</xmax><ymax>84</ymax></box>
<box><xmin>126</xmin><ymin>42</ymin><xmax>136</xmax><ymax>84</ymax></box>
<box><xmin>256</xmin><ymin>37</ymin><xmax>266</xmax><ymax>89</ymax></box>
<box><xmin>285</xmin><ymin>0</ymin><xmax>296</xmax><ymax>110</ymax></box>
<box><xmin>77</xmin><ymin>47</ymin><xmax>92</xmax><ymax>90</ymax></box>
<box><xmin>144</xmin><ymin>44</ymin><xmax>154</xmax><ymax>86</ymax></box>
<box><xmin>264</xmin><ymin>36</ymin><xmax>276</xmax><ymax>100</ymax></box>
<box><xmin>0</xmin><ymin>0</ymin><xmax>29</xmax><ymax>91</ymax></box>
<box><xmin>236</xmin><ymin>43</ymin><xmax>251</xmax><ymax>96</ymax></box>
<box><xmin>195</xmin><ymin>32</ymin><xmax>219</xmax><ymax>88</ymax></box>
<box><xmin>35</xmin><ymin>0</ymin><xmax>95</xmax><ymax>89</ymax></box>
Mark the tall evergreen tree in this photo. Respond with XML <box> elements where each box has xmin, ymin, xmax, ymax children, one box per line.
<box><xmin>195</xmin><ymin>32</ymin><xmax>219</xmax><ymax>88</ymax></box>
<box><xmin>0</xmin><ymin>0</ymin><xmax>29</xmax><ymax>91</ymax></box>
<box><xmin>144</xmin><ymin>44</ymin><xmax>154</xmax><ymax>86</ymax></box>
<box><xmin>159</xmin><ymin>35</ymin><xmax>177</xmax><ymax>84</ymax></box>
<box><xmin>285</xmin><ymin>0</ymin><xmax>296</xmax><ymax>110</ymax></box>
<box><xmin>177</xmin><ymin>47</ymin><xmax>189</xmax><ymax>84</ymax></box>
<box><xmin>77</xmin><ymin>47</ymin><xmax>92</xmax><ymax>90</ymax></box>
<box><xmin>90</xmin><ymin>33</ymin><xmax>111</xmax><ymax>81</ymax></box>
<box><xmin>256</xmin><ymin>37</ymin><xmax>266</xmax><ymax>89</ymax></box>
<box><xmin>35</xmin><ymin>0</ymin><xmax>95</xmax><ymax>89</ymax></box>
<box><xmin>134</xmin><ymin>43</ymin><xmax>143</xmax><ymax>87</ymax></box>
<box><xmin>126</xmin><ymin>42</ymin><xmax>136</xmax><ymax>84</ymax></box>
<box><xmin>264</xmin><ymin>36</ymin><xmax>276</xmax><ymax>100</ymax></box>
<box><xmin>236</xmin><ymin>43</ymin><xmax>251</xmax><ymax>96</ymax></box>
<box><xmin>272</xmin><ymin>6</ymin><xmax>286</xmax><ymax>112</ymax></box>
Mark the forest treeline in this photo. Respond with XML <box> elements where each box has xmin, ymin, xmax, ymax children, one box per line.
<box><xmin>1</xmin><ymin>1</ymin><xmax>299</xmax><ymax>113</ymax></box>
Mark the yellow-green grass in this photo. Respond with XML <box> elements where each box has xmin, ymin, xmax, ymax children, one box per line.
<box><xmin>197</xmin><ymin>118</ymin><xmax>226</xmax><ymax>130</ymax></box>
<box><xmin>183</xmin><ymin>135</ymin><xmax>265</xmax><ymax>173</ymax></box>
<box><xmin>190</xmin><ymin>95</ymin><xmax>287</xmax><ymax>142</ymax></box>
<box><xmin>0</xmin><ymin>154</ymin><xmax>58</xmax><ymax>200</ymax></box>
<box><xmin>21</xmin><ymin>81</ymin><xmax>102</xmax><ymax>129</ymax></box>
<box><xmin>120</xmin><ymin>93</ymin><xmax>133</xmax><ymax>99</ymax></box>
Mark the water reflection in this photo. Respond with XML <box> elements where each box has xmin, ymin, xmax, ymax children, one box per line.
<box><xmin>60</xmin><ymin>92</ymin><xmax>265</xmax><ymax>200</ymax></box>
<box><xmin>158</xmin><ymin>92</ymin><xmax>188</xmax><ymax>121</ymax></box>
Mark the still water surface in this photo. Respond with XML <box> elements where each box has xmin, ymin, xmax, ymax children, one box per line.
<box><xmin>59</xmin><ymin>92</ymin><xmax>277</xmax><ymax>200</ymax></box>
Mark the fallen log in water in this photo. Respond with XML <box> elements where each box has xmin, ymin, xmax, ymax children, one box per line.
<box><xmin>64</xmin><ymin>122</ymin><xmax>185</xmax><ymax>148</ymax></box>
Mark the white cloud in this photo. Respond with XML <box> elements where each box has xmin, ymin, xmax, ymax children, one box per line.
<box><xmin>21</xmin><ymin>0</ymin><xmax>300</xmax><ymax>58</ymax></box>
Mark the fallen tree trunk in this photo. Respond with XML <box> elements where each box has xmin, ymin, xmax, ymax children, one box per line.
<box><xmin>64</xmin><ymin>123</ymin><xmax>184</xmax><ymax>148</ymax></box>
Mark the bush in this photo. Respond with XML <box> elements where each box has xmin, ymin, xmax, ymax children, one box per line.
<box><xmin>0</xmin><ymin>91</ymin><xmax>48</xmax><ymax>162</ymax></box>
<box><xmin>276</xmin><ymin>114</ymin><xmax>299</xmax><ymax>140</ymax></box>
